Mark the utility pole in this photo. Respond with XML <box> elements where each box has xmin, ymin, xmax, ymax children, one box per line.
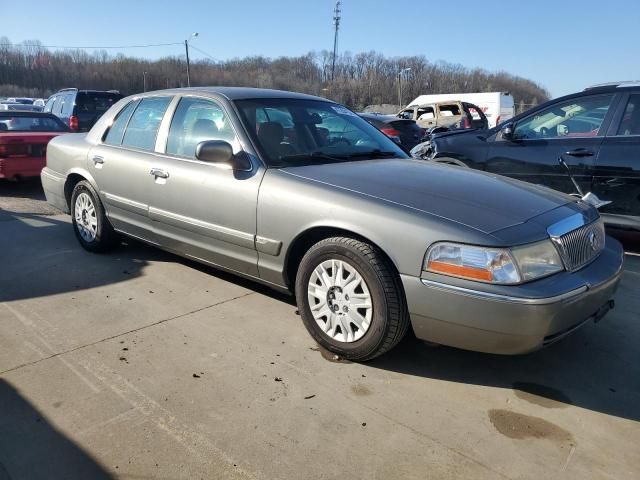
<box><xmin>398</xmin><ymin>67</ymin><xmax>411</xmax><ymax>109</ymax></box>
<box><xmin>331</xmin><ymin>1</ymin><xmax>341</xmax><ymax>82</ymax></box>
<box><xmin>185</xmin><ymin>32</ymin><xmax>199</xmax><ymax>87</ymax></box>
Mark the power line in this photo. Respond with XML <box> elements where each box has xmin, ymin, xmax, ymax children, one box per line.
<box><xmin>0</xmin><ymin>41</ymin><xmax>183</xmax><ymax>50</ymax></box>
<box><xmin>189</xmin><ymin>45</ymin><xmax>217</xmax><ymax>62</ymax></box>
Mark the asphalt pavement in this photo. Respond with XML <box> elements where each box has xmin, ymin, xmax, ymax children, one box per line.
<box><xmin>1</xmin><ymin>179</ymin><xmax>639</xmax><ymax>480</ymax></box>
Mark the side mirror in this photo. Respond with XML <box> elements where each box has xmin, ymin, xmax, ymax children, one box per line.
<box><xmin>195</xmin><ymin>140</ymin><xmax>251</xmax><ymax>170</ymax></box>
<box><xmin>501</xmin><ymin>123</ymin><xmax>514</xmax><ymax>141</ymax></box>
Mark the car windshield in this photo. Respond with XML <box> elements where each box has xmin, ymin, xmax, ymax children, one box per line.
<box><xmin>235</xmin><ymin>98</ymin><xmax>408</xmax><ymax>167</ymax></box>
<box><xmin>0</xmin><ymin>115</ymin><xmax>68</xmax><ymax>132</ymax></box>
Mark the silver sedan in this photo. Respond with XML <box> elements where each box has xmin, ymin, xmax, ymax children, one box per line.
<box><xmin>41</xmin><ymin>87</ymin><xmax>624</xmax><ymax>360</ymax></box>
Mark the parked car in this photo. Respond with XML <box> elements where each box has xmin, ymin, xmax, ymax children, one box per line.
<box><xmin>404</xmin><ymin>92</ymin><xmax>515</xmax><ymax>128</ymax></box>
<box><xmin>424</xmin><ymin>81</ymin><xmax>640</xmax><ymax>232</ymax></box>
<box><xmin>42</xmin><ymin>87</ymin><xmax>623</xmax><ymax>360</ymax></box>
<box><xmin>44</xmin><ymin>88</ymin><xmax>123</xmax><ymax>132</ymax></box>
<box><xmin>0</xmin><ymin>111</ymin><xmax>68</xmax><ymax>180</ymax></box>
<box><xmin>359</xmin><ymin>113</ymin><xmax>424</xmax><ymax>150</ymax></box>
<box><xmin>398</xmin><ymin>101</ymin><xmax>489</xmax><ymax>131</ymax></box>
<box><xmin>0</xmin><ymin>102</ymin><xmax>43</xmax><ymax>112</ymax></box>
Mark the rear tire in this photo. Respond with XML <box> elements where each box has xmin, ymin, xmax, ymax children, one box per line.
<box><xmin>295</xmin><ymin>236</ymin><xmax>410</xmax><ymax>361</ymax></box>
<box><xmin>70</xmin><ymin>180</ymin><xmax>119</xmax><ymax>252</ymax></box>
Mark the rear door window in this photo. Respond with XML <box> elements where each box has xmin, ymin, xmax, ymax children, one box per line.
<box><xmin>77</xmin><ymin>92</ymin><xmax>123</xmax><ymax>115</ymax></box>
<box><xmin>61</xmin><ymin>93</ymin><xmax>75</xmax><ymax>116</ymax></box>
<box><xmin>438</xmin><ymin>104</ymin><xmax>461</xmax><ymax>117</ymax></box>
<box><xmin>122</xmin><ymin>97</ymin><xmax>172</xmax><ymax>151</ymax></box>
<box><xmin>417</xmin><ymin>106</ymin><xmax>435</xmax><ymax>120</ymax></box>
<box><xmin>52</xmin><ymin>96</ymin><xmax>64</xmax><ymax>115</ymax></box>
<box><xmin>103</xmin><ymin>101</ymin><xmax>138</xmax><ymax>146</ymax></box>
<box><xmin>44</xmin><ymin>96</ymin><xmax>56</xmax><ymax>113</ymax></box>
<box><xmin>616</xmin><ymin>94</ymin><xmax>640</xmax><ymax>136</ymax></box>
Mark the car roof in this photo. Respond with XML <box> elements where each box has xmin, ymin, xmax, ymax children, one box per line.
<box><xmin>359</xmin><ymin>113</ymin><xmax>402</xmax><ymax>123</ymax></box>
<box><xmin>130</xmin><ymin>86</ymin><xmax>332</xmax><ymax>103</ymax></box>
<box><xmin>584</xmin><ymin>80</ymin><xmax>640</xmax><ymax>91</ymax></box>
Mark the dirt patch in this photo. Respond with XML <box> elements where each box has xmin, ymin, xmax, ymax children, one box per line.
<box><xmin>351</xmin><ymin>383</ymin><xmax>372</xmax><ymax>396</ymax></box>
<box><xmin>488</xmin><ymin>409</ymin><xmax>574</xmax><ymax>444</ymax></box>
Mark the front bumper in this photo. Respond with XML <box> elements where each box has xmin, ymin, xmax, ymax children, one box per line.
<box><xmin>402</xmin><ymin>236</ymin><xmax>624</xmax><ymax>354</ymax></box>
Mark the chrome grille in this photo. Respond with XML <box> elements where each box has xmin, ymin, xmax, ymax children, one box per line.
<box><xmin>551</xmin><ymin>218</ymin><xmax>605</xmax><ymax>272</ymax></box>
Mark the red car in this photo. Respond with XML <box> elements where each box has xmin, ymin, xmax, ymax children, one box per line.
<box><xmin>0</xmin><ymin>112</ymin><xmax>68</xmax><ymax>180</ymax></box>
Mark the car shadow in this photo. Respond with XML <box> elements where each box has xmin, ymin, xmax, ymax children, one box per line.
<box><xmin>367</xmin><ymin>253</ymin><xmax>640</xmax><ymax>422</ymax></box>
<box><xmin>0</xmin><ymin>379</ymin><xmax>112</xmax><ymax>479</ymax></box>
<box><xmin>0</xmin><ymin>177</ymin><xmax>45</xmax><ymax>199</ymax></box>
<box><xmin>0</xmin><ymin>213</ymin><xmax>154</xmax><ymax>303</ymax></box>
<box><xmin>0</xmin><ymin>210</ymin><xmax>295</xmax><ymax>307</ymax></box>
<box><xmin>2</xmin><ymin>202</ymin><xmax>637</xmax><ymax>422</ymax></box>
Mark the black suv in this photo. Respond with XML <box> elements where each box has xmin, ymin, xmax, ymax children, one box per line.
<box><xmin>427</xmin><ymin>82</ymin><xmax>640</xmax><ymax>231</ymax></box>
<box><xmin>44</xmin><ymin>89</ymin><xmax>123</xmax><ymax>132</ymax></box>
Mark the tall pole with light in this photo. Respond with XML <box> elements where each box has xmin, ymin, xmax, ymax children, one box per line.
<box><xmin>331</xmin><ymin>1</ymin><xmax>341</xmax><ymax>82</ymax></box>
<box><xmin>398</xmin><ymin>67</ymin><xmax>411</xmax><ymax>109</ymax></box>
<box><xmin>185</xmin><ymin>32</ymin><xmax>199</xmax><ymax>87</ymax></box>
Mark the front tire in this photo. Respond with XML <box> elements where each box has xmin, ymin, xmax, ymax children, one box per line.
<box><xmin>70</xmin><ymin>180</ymin><xmax>119</xmax><ymax>252</ymax></box>
<box><xmin>295</xmin><ymin>237</ymin><xmax>410</xmax><ymax>361</ymax></box>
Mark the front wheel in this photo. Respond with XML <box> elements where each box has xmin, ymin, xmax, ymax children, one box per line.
<box><xmin>70</xmin><ymin>180</ymin><xmax>119</xmax><ymax>252</ymax></box>
<box><xmin>295</xmin><ymin>237</ymin><xmax>410</xmax><ymax>361</ymax></box>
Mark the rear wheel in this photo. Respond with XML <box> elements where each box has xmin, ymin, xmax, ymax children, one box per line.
<box><xmin>295</xmin><ymin>237</ymin><xmax>410</xmax><ymax>361</ymax></box>
<box><xmin>70</xmin><ymin>180</ymin><xmax>119</xmax><ymax>252</ymax></box>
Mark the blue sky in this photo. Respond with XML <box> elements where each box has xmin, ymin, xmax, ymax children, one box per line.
<box><xmin>2</xmin><ymin>0</ymin><xmax>638</xmax><ymax>97</ymax></box>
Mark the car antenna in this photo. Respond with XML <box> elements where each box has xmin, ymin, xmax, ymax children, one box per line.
<box><xmin>558</xmin><ymin>153</ymin><xmax>584</xmax><ymax>197</ymax></box>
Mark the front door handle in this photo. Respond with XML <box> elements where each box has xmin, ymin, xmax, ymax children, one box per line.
<box><xmin>564</xmin><ymin>148</ymin><xmax>594</xmax><ymax>158</ymax></box>
<box><xmin>150</xmin><ymin>168</ymin><xmax>169</xmax><ymax>179</ymax></box>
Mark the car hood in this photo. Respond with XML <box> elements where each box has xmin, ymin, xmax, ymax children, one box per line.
<box><xmin>281</xmin><ymin>158</ymin><xmax>574</xmax><ymax>234</ymax></box>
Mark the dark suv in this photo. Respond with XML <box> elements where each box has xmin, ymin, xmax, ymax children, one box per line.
<box><xmin>427</xmin><ymin>82</ymin><xmax>640</xmax><ymax>231</ymax></box>
<box><xmin>44</xmin><ymin>89</ymin><xmax>123</xmax><ymax>132</ymax></box>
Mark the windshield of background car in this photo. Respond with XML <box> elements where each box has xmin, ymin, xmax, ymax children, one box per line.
<box><xmin>0</xmin><ymin>114</ymin><xmax>68</xmax><ymax>132</ymax></box>
<box><xmin>235</xmin><ymin>98</ymin><xmax>408</xmax><ymax>166</ymax></box>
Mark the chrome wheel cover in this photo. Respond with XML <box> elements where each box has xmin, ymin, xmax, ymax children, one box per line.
<box><xmin>307</xmin><ymin>259</ymin><xmax>373</xmax><ymax>343</ymax></box>
<box><xmin>74</xmin><ymin>192</ymin><xmax>98</xmax><ymax>242</ymax></box>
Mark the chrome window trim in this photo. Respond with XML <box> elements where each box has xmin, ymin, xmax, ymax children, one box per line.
<box><xmin>420</xmin><ymin>279</ymin><xmax>587</xmax><ymax>305</ymax></box>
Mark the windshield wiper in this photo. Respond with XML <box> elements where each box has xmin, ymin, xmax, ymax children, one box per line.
<box><xmin>278</xmin><ymin>151</ymin><xmax>349</xmax><ymax>164</ymax></box>
<box><xmin>343</xmin><ymin>149</ymin><xmax>398</xmax><ymax>159</ymax></box>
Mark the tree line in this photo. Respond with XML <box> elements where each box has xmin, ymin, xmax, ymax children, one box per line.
<box><xmin>0</xmin><ymin>38</ymin><xmax>549</xmax><ymax>111</ymax></box>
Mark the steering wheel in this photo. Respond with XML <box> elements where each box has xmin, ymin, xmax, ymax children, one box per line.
<box><xmin>539</xmin><ymin>126</ymin><xmax>550</xmax><ymax>138</ymax></box>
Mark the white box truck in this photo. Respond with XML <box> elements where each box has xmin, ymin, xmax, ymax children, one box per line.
<box><xmin>405</xmin><ymin>92</ymin><xmax>515</xmax><ymax>128</ymax></box>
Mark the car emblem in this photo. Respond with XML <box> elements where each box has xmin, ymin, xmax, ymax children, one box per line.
<box><xmin>588</xmin><ymin>231</ymin><xmax>597</xmax><ymax>250</ymax></box>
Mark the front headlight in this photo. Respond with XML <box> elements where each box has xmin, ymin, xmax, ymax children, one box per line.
<box><xmin>510</xmin><ymin>240</ymin><xmax>564</xmax><ymax>281</ymax></box>
<box><xmin>425</xmin><ymin>240</ymin><xmax>563</xmax><ymax>284</ymax></box>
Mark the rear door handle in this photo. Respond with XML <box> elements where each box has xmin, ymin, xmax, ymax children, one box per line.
<box><xmin>564</xmin><ymin>149</ymin><xmax>594</xmax><ymax>157</ymax></box>
<box><xmin>150</xmin><ymin>168</ymin><xmax>169</xmax><ymax>179</ymax></box>
<box><xmin>605</xmin><ymin>178</ymin><xmax>625</xmax><ymax>187</ymax></box>
<box><xmin>92</xmin><ymin>155</ymin><xmax>104</xmax><ymax>165</ymax></box>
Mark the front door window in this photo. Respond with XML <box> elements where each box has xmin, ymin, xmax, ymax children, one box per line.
<box><xmin>513</xmin><ymin>94</ymin><xmax>614</xmax><ymax>140</ymax></box>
